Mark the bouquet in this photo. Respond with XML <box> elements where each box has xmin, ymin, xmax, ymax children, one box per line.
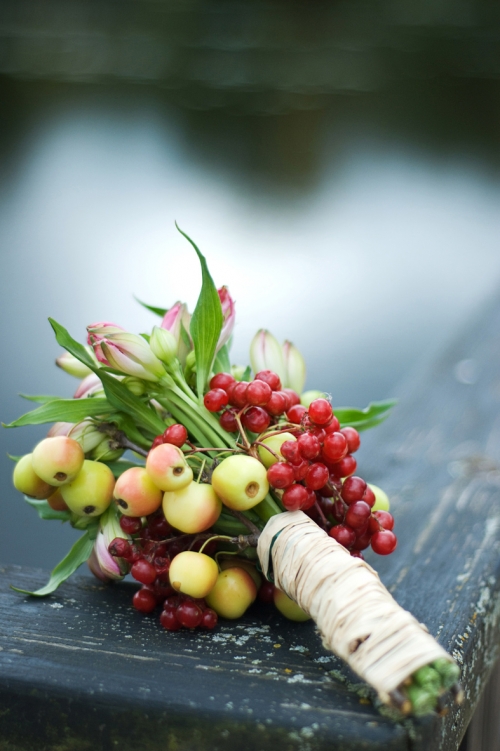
<box><xmin>6</xmin><ymin>227</ymin><xmax>461</xmax><ymax>716</ymax></box>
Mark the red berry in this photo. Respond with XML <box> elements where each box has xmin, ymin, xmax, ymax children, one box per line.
<box><xmin>353</xmin><ymin>528</ymin><xmax>372</xmax><ymax>550</ymax></box>
<box><xmin>229</xmin><ymin>381</ymin><xmax>249</xmax><ymax>408</ymax></box>
<box><xmin>305</xmin><ymin>463</ymin><xmax>330</xmax><ymax>490</ymax></box>
<box><xmin>254</xmin><ymin>370</ymin><xmax>281</xmax><ymax>391</ymax></box>
<box><xmin>341</xmin><ymin>476</ymin><xmax>367</xmax><ymax>504</ymax></box>
<box><xmin>308</xmin><ymin>398</ymin><xmax>333</xmax><ymax>426</ymax></box>
<box><xmin>309</xmin><ymin>427</ymin><xmax>326</xmax><ymax>442</ymax></box>
<box><xmin>209</xmin><ymin>372</ymin><xmax>235</xmax><ymax>392</ymax></box>
<box><xmin>176</xmin><ymin>600</ymin><xmax>203</xmax><ymax>629</ymax></box>
<box><xmin>297</xmin><ymin>433</ymin><xmax>321</xmax><ymax>460</ymax></box>
<box><xmin>322</xmin><ymin>432</ymin><xmax>348</xmax><ymax>463</ymax></box>
<box><xmin>329</xmin><ymin>525</ymin><xmax>356</xmax><ymax>548</ymax></box>
<box><xmin>119</xmin><ymin>514</ymin><xmax>141</xmax><ymax>537</ymax></box>
<box><xmin>345</xmin><ymin>501</ymin><xmax>371</xmax><ymax>529</ymax></box>
<box><xmin>160</xmin><ymin>609</ymin><xmax>181</xmax><ymax>630</ymax></box>
<box><xmin>331</xmin><ymin>454</ymin><xmax>357</xmax><ymax>477</ymax></box>
<box><xmin>324</xmin><ymin>416</ymin><xmax>341</xmax><ymax>434</ymax></box>
<box><xmin>282</xmin><ymin>388</ymin><xmax>301</xmax><ymax>407</ymax></box>
<box><xmin>163</xmin><ymin>424</ymin><xmax>188</xmax><ymax>447</ymax></box>
<box><xmin>200</xmin><ymin>608</ymin><xmax>218</xmax><ymax>629</ymax></box>
<box><xmin>153</xmin><ymin>556</ymin><xmax>171</xmax><ymax>580</ymax></box>
<box><xmin>281</xmin><ymin>440</ymin><xmax>301</xmax><ymax>464</ymax></box>
<box><xmin>220</xmin><ymin>409</ymin><xmax>239</xmax><ymax>433</ymax></box>
<box><xmin>131</xmin><ymin>559</ymin><xmax>157</xmax><ymax>585</ymax></box>
<box><xmin>151</xmin><ymin>435</ymin><xmax>164</xmax><ymax>450</ymax></box>
<box><xmin>267</xmin><ymin>463</ymin><xmax>295</xmax><ymax>489</ymax></box>
<box><xmin>258</xmin><ymin>581</ymin><xmax>275</xmax><ymax>603</ymax></box>
<box><xmin>204</xmin><ymin>388</ymin><xmax>229</xmax><ymax>412</ymax></box>
<box><xmin>148</xmin><ymin>516</ymin><xmax>171</xmax><ymax>539</ymax></box>
<box><xmin>371</xmin><ymin>530</ymin><xmax>397</xmax><ymax>555</ymax></box>
<box><xmin>108</xmin><ymin>537</ymin><xmax>132</xmax><ymax>559</ymax></box>
<box><xmin>129</xmin><ymin>544</ymin><xmax>143</xmax><ymax>563</ymax></box>
<box><xmin>332</xmin><ymin>499</ymin><xmax>346</xmax><ymax>522</ymax></box>
<box><xmin>373</xmin><ymin>510</ymin><xmax>394</xmax><ymax>530</ymax></box>
<box><xmin>277</xmin><ymin>391</ymin><xmax>293</xmax><ymax>411</ymax></box>
<box><xmin>282</xmin><ymin>484</ymin><xmax>309</xmax><ymax>511</ymax></box>
<box><xmin>362</xmin><ymin>485</ymin><xmax>376</xmax><ymax>507</ymax></box>
<box><xmin>292</xmin><ymin>461</ymin><xmax>310</xmax><ymax>481</ymax></box>
<box><xmin>246</xmin><ymin>380</ymin><xmax>272</xmax><ymax>406</ymax></box>
<box><xmin>266</xmin><ymin>392</ymin><xmax>288</xmax><ymax>416</ymax></box>
<box><xmin>132</xmin><ymin>588</ymin><xmax>157</xmax><ymax>613</ymax></box>
<box><xmin>287</xmin><ymin>404</ymin><xmax>307</xmax><ymax>424</ymax></box>
<box><xmin>302</xmin><ymin>488</ymin><xmax>317</xmax><ymax>510</ymax></box>
<box><xmin>340</xmin><ymin>427</ymin><xmax>361</xmax><ymax>453</ymax></box>
<box><xmin>242</xmin><ymin>406</ymin><xmax>271</xmax><ymax>433</ymax></box>
<box><xmin>350</xmin><ymin>550</ymin><xmax>364</xmax><ymax>559</ymax></box>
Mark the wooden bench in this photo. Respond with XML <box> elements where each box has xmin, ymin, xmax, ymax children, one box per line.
<box><xmin>2</xmin><ymin>294</ymin><xmax>500</xmax><ymax>751</ymax></box>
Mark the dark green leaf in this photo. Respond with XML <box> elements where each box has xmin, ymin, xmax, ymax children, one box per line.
<box><xmin>242</xmin><ymin>365</ymin><xmax>252</xmax><ymax>381</ymax></box>
<box><xmin>134</xmin><ymin>298</ymin><xmax>167</xmax><ymax>318</ymax></box>
<box><xmin>105</xmin><ymin>459</ymin><xmax>145</xmax><ymax>478</ymax></box>
<box><xmin>19</xmin><ymin>394</ymin><xmax>60</xmax><ymax>404</ymax></box>
<box><xmin>180</xmin><ymin>320</ymin><xmax>191</xmax><ymax>348</ymax></box>
<box><xmin>3</xmin><ymin>397</ymin><xmax>112</xmax><ymax>428</ymax></box>
<box><xmin>112</xmin><ymin>413</ymin><xmax>153</xmax><ymax>447</ymax></box>
<box><xmin>49</xmin><ymin>318</ymin><xmax>96</xmax><ymax>369</ymax></box>
<box><xmin>213</xmin><ymin>344</ymin><xmax>231</xmax><ymax>374</ymax></box>
<box><xmin>24</xmin><ymin>497</ymin><xmax>72</xmax><ymax>522</ymax></box>
<box><xmin>176</xmin><ymin>224</ymin><xmax>223</xmax><ymax>398</ymax></box>
<box><xmin>11</xmin><ymin>532</ymin><xmax>94</xmax><ymax>596</ymax></box>
<box><xmin>98</xmin><ymin>371</ymin><xmax>165</xmax><ymax>435</ymax></box>
<box><xmin>140</xmin><ymin>333</ymin><xmax>151</xmax><ymax>343</ymax></box>
<box><xmin>335</xmin><ymin>399</ymin><xmax>397</xmax><ymax>431</ymax></box>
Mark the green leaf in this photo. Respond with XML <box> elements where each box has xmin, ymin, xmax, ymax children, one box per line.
<box><xmin>180</xmin><ymin>320</ymin><xmax>191</xmax><ymax>348</ymax></box>
<box><xmin>48</xmin><ymin>319</ymin><xmax>165</xmax><ymax>436</ymax></box>
<box><xmin>176</xmin><ymin>224</ymin><xmax>223</xmax><ymax>399</ymax></box>
<box><xmin>11</xmin><ymin>531</ymin><xmax>94</xmax><ymax>597</ymax></box>
<box><xmin>7</xmin><ymin>454</ymin><xmax>22</xmax><ymax>461</ymax></box>
<box><xmin>242</xmin><ymin>365</ymin><xmax>252</xmax><ymax>381</ymax></box>
<box><xmin>105</xmin><ymin>459</ymin><xmax>145</xmax><ymax>478</ymax></box>
<box><xmin>112</xmin><ymin>413</ymin><xmax>153</xmax><ymax>448</ymax></box>
<box><xmin>335</xmin><ymin>399</ymin><xmax>397</xmax><ymax>431</ymax></box>
<box><xmin>20</xmin><ymin>394</ymin><xmax>61</xmax><ymax>404</ymax></box>
<box><xmin>24</xmin><ymin>497</ymin><xmax>72</xmax><ymax>522</ymax></box>
<box><xmin>134</xmin><ymin>298</ymin><xmax>167</xmax><ymax>318</ymax></box>
<box><xmin>3</xmin><ymin>397</ymin><xmax>112</xmax><ymax>428</ymax></box>
<box><xmin>213</xmin><ymin>344</ymin><xmax>231</xmax><ymax>374</ymax></box>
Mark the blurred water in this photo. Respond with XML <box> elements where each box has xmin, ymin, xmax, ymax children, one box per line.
<box><xmin>1</xmin><ymin>0</ymin><xmax>500</xmax><ymax>569</ymax></box>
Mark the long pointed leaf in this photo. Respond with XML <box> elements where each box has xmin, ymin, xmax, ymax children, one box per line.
<box><xmin>134</xmin><ymin>297</ymin><xmax>167</xmax><ymax>317</ymax></box>
<box><xmin>335</xmin><ymin>399</ymin><xmax>397</xmax><ymax>431</ymax></box>
<box><xmin>214</xmin><ymin>344</ymin><xmax>231</xmax><ymax>374</ymax></box>
<box><xmin>24</xmin><ymin>497</ymin><xmax>72</xmax><ymax>522</ymax></box>
<box><xmin>176</xmin><ymin>224</ymin><xmax>223</xmax><ymax>399</ymax></box>
<box><xmin>3</xmin><ymin>397</ymin><xmax>112</xmax><ymax>428</ymax></box>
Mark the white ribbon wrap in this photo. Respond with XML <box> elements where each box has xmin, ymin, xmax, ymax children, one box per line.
<box><xmin>257</xmin><ymin>511</ymin><xmax>453</xmax><ymax>705</ymax></box>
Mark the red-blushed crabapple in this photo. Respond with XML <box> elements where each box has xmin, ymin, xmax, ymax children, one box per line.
<box><xmin>205</xmin><ymin>567</ymin><xmax>257</xmax><ymax>619</ymax></box>
<box><xmin>146</xmin><ymin>443</ymin><xmax>193</xmax><ymax>492</ymax></box>
<box><xmin>162</xmin><ymin>482</ymin><xmax>222</xmax><ymax>534</ymax></box>
<box><xmin>219</xmin><ymin>558</ymin><xmax>262</xmax><ymax>590</ymax></box>
<box><xmin>211</xmin><ymin>455</ymin><xmax>269</xmax><ymax>511</ymax></box>
<box><xmin>113</xmin><ymin>467</ymin><xmax>163</xmax><ymax>517</ymax></box>
<box><xmin>169</xmin><ymin>551</ymin><xmax>219</xmax><ymax>599</ymax></box>
<box><xmin>32</xmin><ymin>436</ymin><xmax>84</xmax><ymax>486</ymax></box>
<box><xmin>273</xmin><ymin>588</ymin><xmax>310</xmax><ymax>622</ymax></box>
<box><xmin>257</xmin><ymin>431</ymin><xmax>297</xmax><ymax>468</ymax></box>
<box><xmin>60</xmin><ymin>460</ymin><xmax>115</xmax><ymax>516</ymax></box>
<box><xmin>47</xmin><ymin>489</ymin><xmax>69</xmax><ymax>511</ymax></box>
<box><xmin>13</xmin><ymin>454</ymin><xmax>55</xmax><ymax>499</ymax></box>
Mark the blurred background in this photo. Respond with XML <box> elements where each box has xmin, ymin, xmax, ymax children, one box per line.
<box><xmin>1</xmin><ymin>0</ymin><xmax>500</xmax><ymax>573</ymax></box>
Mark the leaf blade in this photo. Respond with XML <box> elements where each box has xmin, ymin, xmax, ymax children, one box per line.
<box><xmin>3</xmin><ymin>398</ymin><xmax>112</xmax><ymax>428</ymax></box>
<box><xmin>24</xmin><ymin>497</ymin><xmax>72</xmax><ymax>522</ymax></box>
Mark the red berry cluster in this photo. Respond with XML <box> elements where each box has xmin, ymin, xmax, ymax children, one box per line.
<box><xmin>204</xmin><ymin>370</ymin><xmax>301</xmax><ymax>433</ymax></box>
<box><xmin>150</xmin><ymin>423</ymin><xmax>189</xmax><ymax>451</ymax></box>
<box><xmin>108</xmin><ymin>511</ymin><xmax>217</xmax><ymax>630</ymax></box>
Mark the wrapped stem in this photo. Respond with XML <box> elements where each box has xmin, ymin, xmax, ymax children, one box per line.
<box><xmin>257</xmin><ymin>511</ymin><xmax>455</xmax><ymax>707</ymax></box>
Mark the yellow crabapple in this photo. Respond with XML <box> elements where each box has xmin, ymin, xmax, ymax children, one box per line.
<box><xmin>257</xmin><ymin>432</ymin><xmax>297</xmax><ymax>469</ymax></box>
<box><xmin>205</xmin><ymin>567</ymin><xmax>257</xmax><ymax>619</ymax></box>
<box><xmin>32</xmin><ymin>436</ymin><xmax>84</xmax><ymax>486</ymax></box>
<box><xmin>61</xmin><ymin>460</ymin><xmax>115</xmax><ymax>516</ymax></box>
<box><xmin>113</xmin><ymin>467</ymin><xmax>162</xmax><ymax>517</ymax></box>
<box><xmin>273</xmin><ymin>588</ymin><xmax>310</xmax><ymax>622</ymax></box>
<box><xmin>369</xmin><ymin>483</ymin><xmax>390</xmax><ymax>512</ymax></box>
<box><xmin>162</xmin><ymin>481</ymin><xmax>221</xmax><ymax>533</ymax></box>
<box><xmin>211</xmin><ymin>455</ymin><xmax>269</xmax><ymax>511</ymax></box>
<box><xmin>219</xmin><ymin>558</ymin><xmax>262</xmax><ymax>590</ymax></box>
<box><xmin>146</xmin><ymin>443</ymin><xmax>193</xmax><ymax>491</ymax></box>
<box><xmin>168</xmin><ymin>551</ymin><xmax>219</xmax><ymax>598</ymax></box>
<box><xmin>12</xmin><ymin>454</ymin><xmax>55</xmax><ymax>499</ymax></box>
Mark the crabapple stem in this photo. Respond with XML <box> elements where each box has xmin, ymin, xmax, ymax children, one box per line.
<box><xmin>97</xmin><ymin>424</ymin><xmax>149</xmax><ymax>457</ymax></box>
<box><xmin>196</xmin><ymin>458</ymin><xmax>207</xmax><ymax>483</ymax></box>
<box><xmin>252</xmin><ymin>440</ymin><xmax>281</xmax><ymax>461</ymax></box>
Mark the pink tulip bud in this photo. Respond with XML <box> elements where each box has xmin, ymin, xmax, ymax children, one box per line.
<box><xmin>161</xmin><ymin>302</ymin><xmax>193</xmax><ymax>367</ymax></box>
<box><xmin>87</xmin><ymin>323</ymin><xmax>166</xmax><ymax>382</ymax></box>
<box><xmin>56</xmin><ymin>350</ymin><xmax>94</xmax><ymax>378</ymax></box>
<box><xmin>282</xmin><ymin>340</ymin><xmax>307</xmax><ymax>394</ymax></box>
<box><xmin>89</xmin><ymin>508</ymin><xmax>131</xmax><ymax>580</ymax></box>
<box><xmin>47</xmin><ymin>422</ymin><xmax>72</xmax><ymax>438</ymax></box>
<box><xmin>73</xmin><ymin>373</ymin><xmax>103</xmax><ymax>399</ymax></box>
<box><xmin>216</xmin><ymin>286</ymin><xmax>236</xmax><ymax>352</ymax></box>
<box><xmin>249</xmin><ymin>329</ymin><xmax>286</xmax><ymax>382</ymax></box>
<box><xmin>87</xmin><ymin>322</ymin><xmax>125</xmax><ymax>365</ymax></box>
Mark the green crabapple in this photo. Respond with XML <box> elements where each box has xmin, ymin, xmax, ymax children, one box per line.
<box><xmin>13</xmin><ymin>454</ymin><xmax>55</xmax><ymax>499</ymax></box>
<box><xmin>369</xmin><ymin>483</ymin><xmax>390</xmax><ymax>512</ymax></box>
<box><xmin>162</xmin><ymin>481</ymin><xmax>222</xmax><ymax>534</ymax></box>
<box><xmin>32</xmin><ymin>436</ymin><xmax>85</xmax><ymax>486</ymax></box>
<box><xmin>113</xmin><ymin>467</ymin><xmax>163</xmax><ymax>517</ymax></box>
<box><xmin>146</xmin><ymin>443</ymin><xmax>193</xmax><ymax>492</ymax></box>
<box><xmin>205</xmin><ymin>567</ymin><xmax>257</xmax><ymax>619</ymax></box>
<box><xmin>273</xmin><ymin>588</ymin><xmax>310</xmax><ymax>622</ymax></box>
<box><xmin>211</xmin><ymin>455</ymin><xmax>269</xmax><ymax>511</ymax></box>
<box><xmin>168</xmin><ymin>551</ymin><xmax>219</xmax><ymax>598</ymax></box>
<box><xmin>257</xmin><ymin>432</ymin><xmax>297</xmax><ymax>469</ymax></box>
<box><xmin>61</xmin><ymin>460</ymin><xmax>115</xmax><ymax>516</ymax></box>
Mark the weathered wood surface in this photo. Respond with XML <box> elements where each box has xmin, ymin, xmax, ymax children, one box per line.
<box><xmin>2</xmin><ymin>293</ymin><xmax>500</xmax><ymax>751</ymax></box>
